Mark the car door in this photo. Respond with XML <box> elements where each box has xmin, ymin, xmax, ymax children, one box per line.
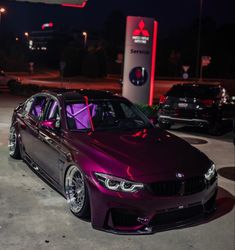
<box><xmin>19</xmin><ymin>94</ymin><xmax>48</xmax><ymax>161</ymax></box>
<box><xmin>36</xmin><ymin>98</ymin><xmax>63</xmax><ymax>184</ymax></box>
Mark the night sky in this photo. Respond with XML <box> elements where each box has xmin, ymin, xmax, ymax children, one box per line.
<box><xmin>1</xmin><ymin>0</ymin><xmax>235</xmax><ymax>37</ymax></box>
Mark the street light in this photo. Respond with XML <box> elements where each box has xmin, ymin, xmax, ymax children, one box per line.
<box><xmin>82</xmin><ymin>31</ymin><xmax>87</xmax><ymax>48</ymax></box>
<box><xmin>24</xmin><ymin>32</ymin><xmax>30</xmax><ymax>48</ymax></box>
<box><xmin>0</xmin><ymin>7</ymin><xmax>6</xmax><ymax>24</ymax></box>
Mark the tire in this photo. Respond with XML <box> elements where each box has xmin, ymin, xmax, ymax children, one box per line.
<box><xmin>8</xmin><ymin>126</ymin><xmax>21</xmax><ymax>159</ymax></box>
<box><xmin>158</xmin><ymin>121</ymin><xmax>172</xmax><ymax>130</ymax></box>
<box><xmin>65</xmin><ymin>165</ymin><xmax>90</xmax><ymax>218</ymax></box>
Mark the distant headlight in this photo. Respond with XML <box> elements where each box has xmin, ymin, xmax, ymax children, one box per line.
<box><xmin>94</xmin><ymin>173</ymin><xmax>144</xmax><ymax>192</ymax></box>
<box><xmin>204</xmin><ymin>163</ymin><xmax>216</xmax><ymax>181</ymax></box>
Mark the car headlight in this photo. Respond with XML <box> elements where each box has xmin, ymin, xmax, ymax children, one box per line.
<box><xmin>94</xmin><ymin>173</ymin><xmax>144</xmax><ymax>192</ymax></box>
<box><xmin>204</xmin><ymin>163</ymin><xmax>216</xmax><ymax>181</ymax></box>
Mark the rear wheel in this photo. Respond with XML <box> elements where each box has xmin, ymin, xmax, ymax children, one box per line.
<box><xmin>8</xmin><ymin>126</ymin><xmax>21</xmax><ymax>159</ymax></box>
<box><xmin>65</xmin><ymin>165</ymin><xmax>90</xmax><ymax>218</ymax></box>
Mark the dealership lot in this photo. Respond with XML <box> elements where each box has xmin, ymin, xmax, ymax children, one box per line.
<box><xmin>0</xmin><ymin>94</ymin><xmax>234</xmax><ymax>250</ymax></box>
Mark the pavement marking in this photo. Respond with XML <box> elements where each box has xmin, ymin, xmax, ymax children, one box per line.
<box><xmin>0</xmin><ymin>123</ymin><xmax>9</xmax><ymax>128</ymax></box>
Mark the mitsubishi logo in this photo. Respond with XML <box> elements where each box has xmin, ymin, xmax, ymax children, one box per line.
<box><xmin>132</xmin><ymin>20</ymin><xmax>150</xmax><ymax>44</ymax></box>
<box><xmin>133</xmin><ymin>20</ymin><xmax>150</xmax><ymax>37</ymax></box>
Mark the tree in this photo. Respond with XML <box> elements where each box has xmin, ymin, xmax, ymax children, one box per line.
<box><xmin>0</xmin><ymin>32</ymin><xmax>27</xmax><ymax>71</ymax></box>
<box><xmin>102</xmin><ymin>9</ymin><xmax>125</xmax><ymax>74</ymax></box>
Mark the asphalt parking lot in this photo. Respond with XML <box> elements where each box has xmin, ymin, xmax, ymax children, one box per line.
<box><xmin>0</xmin><ymin>93</ymin><xmax>234</xmax><ymax>250</ymax></box>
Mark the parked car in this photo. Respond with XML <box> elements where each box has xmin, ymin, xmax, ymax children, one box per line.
<box><xmin>0</xmin><ymin>70</ymin><xmax>21</xmax><ymax>92</ymax></box>
<box><xmin>9</xmin><ymin>89</ymin><xmax>217</xmax><ymax>234</ymax></box>
<box><xmin>157</xmin><ymin>82</ymin><xmax>235</xmax><ymax>135</ymax></box>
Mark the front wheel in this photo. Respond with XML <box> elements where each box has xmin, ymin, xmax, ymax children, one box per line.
<box><xmin>65</xmin><ymin>165</ymin><xmax>90</xmax><ymax>218</ymax></box>
<box><xmin>8</xmin><ymin>126</ymin><xmax>21</xmax><ymax>159</ymax></box>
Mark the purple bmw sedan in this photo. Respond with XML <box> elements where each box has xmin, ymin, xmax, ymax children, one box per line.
<box><xmin>9</xmin><ymin>89</ymin><xmax>217</xmax><ymax>234</ymax></box>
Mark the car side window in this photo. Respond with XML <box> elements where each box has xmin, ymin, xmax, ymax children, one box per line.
<box><xmin>66</xmin><ymin>102</ymin><xmax>93</xmax><ymax>130</ymax></box>
<box><xmin>44</xmin><ymin>99</ymin><xmax>61</xmax><ymax>128</ymax></box>
<box><xmin>29</xmin><ymin>96</ymin><xmax>48</xmax><ymax>121</ymax></box>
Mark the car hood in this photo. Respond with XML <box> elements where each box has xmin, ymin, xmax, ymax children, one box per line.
<box><xmin>70</xmin><ymin>128</ymin><xmax>211</xmax><ymax>181</ymax></box>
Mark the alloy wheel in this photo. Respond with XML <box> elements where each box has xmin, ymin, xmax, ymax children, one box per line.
<box><xmin>8</xmin><ymin>126</ymin><xmax>17</xmax><ymax>156</ymax></box>
<box><xmin>65</xmin><ymin>166</ymin><xmax>86</xmax><ymax>214</ymax></box>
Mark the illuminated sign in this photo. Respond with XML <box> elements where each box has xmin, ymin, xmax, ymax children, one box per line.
<box><xmin>132</xmin><ymin>20</ymin><xmax>150</xmax><ymax>44</ymax></box>
<box><xmin>42</xmin><ymin>22</ymin><xmax>54</xmax><ymax>30</ymax></box>
<box><xmin>13</xmin><ymin>0</ymin><xmax>87</xmax><ymax>8</ymax></box>
<box><xmin>122</xmin><ymin>16</ymin><xmax>158</xmax><ymax>105</ymax></box>
<box><xmin>201</xmin><ymin>56</ymin><xmax>211</xmax><ymax>66</ymax></box>
<box><xmin>62</xmin><ymin>1</ymin><xmax>87</xmax><ymax>7</ymax></box>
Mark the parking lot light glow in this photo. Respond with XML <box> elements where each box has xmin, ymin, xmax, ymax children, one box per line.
<box><xmin>0</xmin><ymin>7</ymin><xmax>6</xmax><ymax>24</ymax></box>
<box><xmin>0</xmin><ymin>7</ymin><xmax>5</xmax><ymax>13</ymax></box>
<box><xmin>82</xmin><ymin>32</ymin><xmax>87</xmax><ymax>48</ymax></box>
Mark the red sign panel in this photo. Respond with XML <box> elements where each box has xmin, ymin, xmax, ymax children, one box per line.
<box><xmin>15</xmin><ymin>0</ymin><xmax>87</xmax><ymax>8</ymax></box>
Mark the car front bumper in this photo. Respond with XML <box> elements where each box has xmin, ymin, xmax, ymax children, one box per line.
<box><xmin>87</xmin><ymin>175</ymin><xmax>218</xmax><ymax>234</ymax></box>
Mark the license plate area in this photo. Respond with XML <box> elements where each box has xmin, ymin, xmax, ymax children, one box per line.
<box><xmin>178</xmin><ymin>103</ymin><xmax>188</xmax><ymax>108</ymax></box>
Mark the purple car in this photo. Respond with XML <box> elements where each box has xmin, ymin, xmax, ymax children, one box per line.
<box><xmin>9</xmin><ymin>90</ymin><xmax>217</xmax><ymax>234</ymax></box>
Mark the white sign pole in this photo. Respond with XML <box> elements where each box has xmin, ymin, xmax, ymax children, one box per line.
<box><xmin>122</xmin><ymin>16</ymin><xmax>158</xmax><ymax>105</ymax></box>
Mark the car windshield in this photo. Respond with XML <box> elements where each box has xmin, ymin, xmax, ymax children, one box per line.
<box><xmin>65</xmin><ymin>99</ymin><xmax>153</xmax><ymax>131</ymax></box>
<box><xmin>167</xmin><ymin>85</ymin><xmax>220</xmax><ymax>99</ymax></box>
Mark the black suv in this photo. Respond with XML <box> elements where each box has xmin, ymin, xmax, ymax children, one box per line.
<box><xmin>157</xmin><ymin>82</ymin><xmax>234</xmax><ymax>135</ymax></box>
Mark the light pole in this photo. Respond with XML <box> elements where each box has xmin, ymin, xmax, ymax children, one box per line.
<box><xmin>82</xmin><ymin>32</ymin><xmax>87</xmax><ymax>48</ymax></box>
<box><xmin>24</xmin><ymin>32</ymin><xmax>29</xmax><ymax>46</ymax></box>
<box><xmin>0</xmin><ymin>7</ymin><xmax>6</xmax><ymax>25</ymax></box>
<box><xmin>195</xmin><ymin>0</ymin><xmax>203</xmax><ymax>80</ymax></box>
